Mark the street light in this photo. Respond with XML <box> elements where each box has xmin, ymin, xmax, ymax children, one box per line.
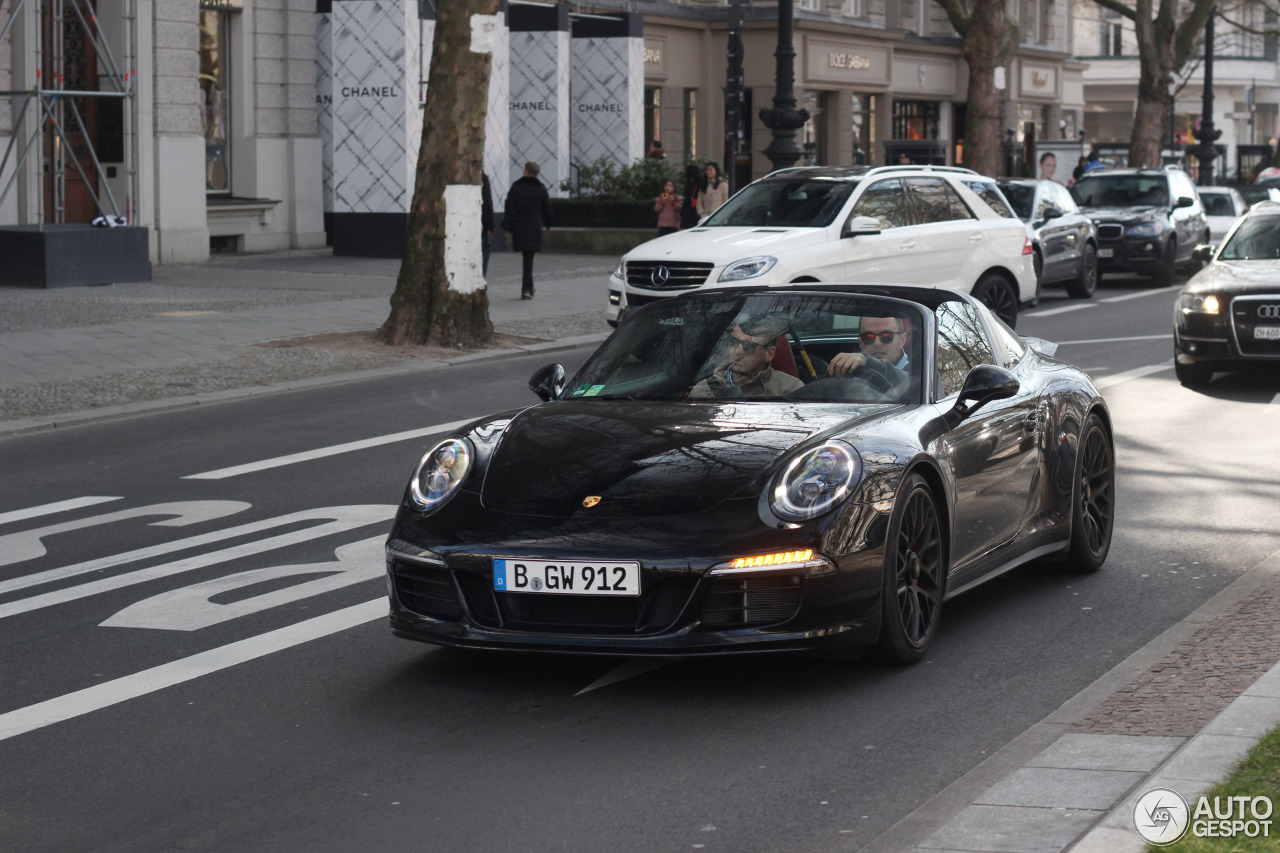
<box><xmin>1195</xmin><ymin>6</ymin><xmax>1221</xmax><ymax>185</ymax></box>
<box><xmin>758</xmin><ymin>0</ymin><xmax>808</xmax><ymax>170</ymax></box>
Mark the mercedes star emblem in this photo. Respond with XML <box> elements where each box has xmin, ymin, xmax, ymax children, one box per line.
<box><xmin>650</xmin><ymin>265</ymin><xmax>670</xmax><ymax>287</ymax></box>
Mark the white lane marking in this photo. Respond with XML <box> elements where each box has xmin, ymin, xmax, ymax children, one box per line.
<box><xmin>0</xmin><ymin>501</ymin><xmax>251</xmax><ymax>568</ymax></box>
<box><xmin>184</xmin><ymin>419</ymin><xmax>476</xmax><ymax>480</ymax></box>
<box><xmin>575</xmin><ymin>658</ymin><xmax>673</xmax><ymax>695</ymax></box>
<box><xmin>1100</xmin><ymin>286</ymin><xmax>1179</xmax><ymax>303</ymax></box>
<box><xmin>1093</xmin><ymin>360</ymin><xmax>1173</xmax><ymax>390</ymax></box>
<box><xmin>103</xmin><ymin>536</ymin><xmax>385</xmax><ymax>631</ymax></box>
<box><xmin>1055</xmin><ymin>334</ymin><xmax>1171</xmax><ymax>346</ymax></box>
<box><xmin>0</xmin><ymin>599</ymin><xmax>386</xmax><ymax>742</ymax></box>
<box><xmin>0</xmin><ymin>505</ymin><xmax>395</xmax><ymax>619</ymax></box>
<box><xmin>1026</xmin><ymin>303</ymin><xmax>1097</xmax><ymax>318</ymax></box>
<box><xmin>0</xmin><ymin>497</ymin><xmax>122</xmax><ymax>527</ymax></box>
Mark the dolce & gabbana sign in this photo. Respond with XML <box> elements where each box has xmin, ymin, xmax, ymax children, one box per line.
<box><xmin>805</xmin><ymin>36</ymin><xmax>888</xmax><ymax>85</ymax></box>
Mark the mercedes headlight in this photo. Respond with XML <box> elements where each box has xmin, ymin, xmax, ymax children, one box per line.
<box><xmin>1179</xmin><ymin>292</ymin><xmax>1220</xmax><ymax>314</ymax></box>
<box><xmin>718</xmin><ymin>256</ymin><xmax>778</xmax><ymax>282</ymax></box>
<box><xmin>613</xmin><ymin>258</ymin><xmax>625</xmax><ymax>279</ymax></box>
<box><xmin>769</xmin><ymin>441</ymin><xmax>862</xmax><ymax>521</ymax></box>
<box><xmin>1125</xmin><ymin>222</ymin><xmax>1160</xmax><ymax>237</ymax></box>
<box><xmin>409</xmin><ymin>438</ymin><xmax>473</xmax><ymax>511</ymax></box>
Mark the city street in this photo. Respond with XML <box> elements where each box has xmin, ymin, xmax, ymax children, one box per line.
<box><xmin>1</xmin><ymin>276</ymin><xmax>1279</xmax><ymax>852</ymax></box>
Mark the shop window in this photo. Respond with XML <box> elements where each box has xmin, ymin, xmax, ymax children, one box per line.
<box><xmin>852</xmin><ymin>93</ymin><xmax>877</xmax><ymax>165</ymax></box>
<box><xmin>803</xmin><ymin>91</ymin><xmax>829</xmax><ymax>166</ymax></box>
<box><xmin>893</xmin><ymin>100</ymin><xmax>939</xmax><ymax>141</ymax></box>
<box><xmin>200</xmin><ymin>7</ymin><xmax>232</xmax><ymax>194</ymax></box>
<box><xmin>644</xmin><ymin>88</ymin><xmax>661</xmax><ymax>152</ymax></box>
<box><xmin>684</xmin><ymin>89</ymin><xmax>697</xmax><ymax>159</ymax></box>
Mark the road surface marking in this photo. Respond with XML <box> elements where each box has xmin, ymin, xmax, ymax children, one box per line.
<box><xmin>0</xmin><ymin>505</ymin><xmax>394</xmax><ymax>616</ymax></box>
<box><xmin>1100</xmin><ymin>286</ymin><xmax>1179</xmax><ymax>303</ymax></box>
<box><xmin>1094</xmin><ymin>360</ymin><xmax>1173</xmax><ymax>390</ymax></box>
<box><xmin>576</xmin><ymin>658</ymin><xmax>674</xmax><ymax>695</ymax></box>
<box><xmin>1027</xmin><ymin>303</ymin><xmax>1097</xmax><ymax>318</ymax></box>
<box><xmin>0</xmin><ymin>496</ymin><xmax>121</xmax><ymax>526</ymax></box>
<box><xmin>1055</xmin><ymin>334</ymin><xmax>1171</xmax><ymax>346</ymax></box>
<box><xmin>0</xmin><ymin>501</ymin><xmax>250</xmax><ymax>569</ymax></box>
<box><xmin>0</xmin><ymin>599</ymin><xmax>386</xmax><ymax>742</ymax></box>
<box><xmin>184</xmin><ymin>418</ymin><xmax>476</xmax><ymax>480</ymax></box>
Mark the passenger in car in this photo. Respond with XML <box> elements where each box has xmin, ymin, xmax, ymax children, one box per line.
<box><xmin>689</xmin><ymin>316</ymin><xmax>805</xmax><ymax>398</ymax></box>
<box><xmin>827</xmin><ymin>315</ymin><xmax>911</xmax><ymax>389</ymax></box>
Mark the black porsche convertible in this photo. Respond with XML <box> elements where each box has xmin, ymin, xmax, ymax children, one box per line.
<box><xmin>385</xmin><ymin>285</ymin><xmax>1114</xmax><ymax>663</ymax></box>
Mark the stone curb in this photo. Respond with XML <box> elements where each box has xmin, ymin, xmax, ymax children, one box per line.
<box><xmin>0</xmin><ymin>332</ymin><xmax>609</xmax><ymax>439</ymax></box>
<box><xmin>857</xmin><ymin>546</ymin><xmax>1280</xmax><ymax>853</ymax></box>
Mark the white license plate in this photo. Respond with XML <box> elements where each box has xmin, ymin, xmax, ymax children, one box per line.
<box><xmin>1254</xmin><ymin>326</ymin><xmax>1280</xmax><ymax>340</ymax></box>
<box><xmin>1097</xmin><ymin>248</ymin><xmax>1114</xmax><ymax>258</ymax></box>
<box><xmin>493</xmin><ymin>559</ymin><xmax>641</xmax><ymax>596</ymax></box>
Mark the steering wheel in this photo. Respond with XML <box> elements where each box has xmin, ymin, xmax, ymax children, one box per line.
<box><xmin>824</xmin><ymin>358</ymin><xmax>900</xmax><ymax>395</ymax></box>
<box><xmin>788</xmin><ymin>374</ymin><xmax>896</xmax><ymax>402</ymax></box>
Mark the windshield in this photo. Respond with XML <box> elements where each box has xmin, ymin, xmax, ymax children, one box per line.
<box><xmin>998</xmin><ymin>183</ymin><xmax>1035</xmax><ymax>220</ymax></box>
<box><xmin>1217</xmin><ymin>215</ymin><xmax>1280</xmax><ymax>260</ymax></box>
<box><xmin>1070</xmin><ymin>175</ymin><xmax>1169</xmax><ymax>208</ymax></box>
<box><xmin>1200</xmin><ymin>193</ymin><xmax>1237</xmax><ymax>217</ymax></box>
<box><xmin>702</xmin><ymin>178</ymin><xmax>858</xmax><ymax>227</ymax></box>
<box><xmin>568</xmin><ymin>293</ymin><xmax>925</xmax><ymax>404</ymax></box>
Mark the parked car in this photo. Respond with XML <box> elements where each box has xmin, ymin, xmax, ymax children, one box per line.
<box><xmin>1196</xmin><ymin>186</ymin><xmax>1248</xmax><ymax>246</ymax></box>
<box><xmin>606</xmin><ymin>165</ymin><xmax>1037</xmax><ymax>329</ymax></box>
<box><xmin>998</xmin><ymin>179</ymin><xmax>1099</xmax><ymax>299</ymax></box>
<box><xmin>1070</xmin><ymin>168</ymin><xmax>1210</xmax><ymax>287</ymax></box>
<box><xmin>387</xmin><ymin>284</ymin><xmax>1114</xmax><ymax>663</ymax></box>
<box><xmin>1235</xmin><ymin>184</ymin><xmax>1280</xmax><ymax>209</ymax></box>
<box><xmin>1174</xmin><ymin>201</ymin><xmax>1280</xmax><ymax>385</ymax></box>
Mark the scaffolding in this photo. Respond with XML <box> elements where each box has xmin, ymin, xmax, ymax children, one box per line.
<box><xmin>0</xmin><ymin>0</ymin><xmax>139</xmax><ymax>225</ymax></box>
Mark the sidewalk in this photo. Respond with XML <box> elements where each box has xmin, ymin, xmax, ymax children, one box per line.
<box><xmin>1</xmin><ymin>248</ymin><xmax>1277</xmax><ymax>851</ymax></box>
<box><xmin>0</xmin><ymin>248</ymin><xmax>616</xmax><ymax>434</ymax></box>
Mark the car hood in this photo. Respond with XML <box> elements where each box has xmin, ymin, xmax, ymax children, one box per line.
<box><xmin>479</xmin><ymin>400</ymin><xmax>891</xmax><ymax>518</ymax></box>
<box><xmin>1079</xmin><ymin>206</ymin><xmax>1165</xmax><ymax>224</ymax></box>
<box><xmin>1185</xmin><ymin>260</ymin><xmax>1280</xmax><ymax>295</ymax></box>
<box><xmin>624</xmin><ymin>226</ymin><xmax>831</xmax><ymax>263</ymax></box>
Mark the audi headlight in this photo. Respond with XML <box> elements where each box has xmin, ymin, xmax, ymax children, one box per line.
<box><xmin>718</xmin><ymin>256</ymin><xmax>778</xmax><ymax>282</ymax></box>
<box><xmin>769</xmin><ymin>441</ymin><xmax>861</xmax><ymax>521</ymax></box>
<box><xmin>1125</xmin><ymin>222</ymin><xmax>1160</xmax><ymax>237</ymax></box>
<box><xmin>409</xmin><ymin>438</ymin><xmax>473</xmax><ymax>511</ymax></box>
<box><xmin>1179</xmin><ymin>292</ymin><xmax>1220</xmax><ymax>314</ymax></box>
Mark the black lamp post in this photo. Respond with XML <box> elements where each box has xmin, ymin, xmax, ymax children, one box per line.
<box><xmin>1195</xmin><ymin>6</ymin><xmax>1221</xmax><ymax>185</ymax></box>
<box><xmin>725</xmin><ymin>0</ymin><xmax>745</xmax><ymax>194</ymax></box>
<box><xmin>758</xmin><ymin>0</ymin><xmax>808</xmax><ymax>170</ymax></box>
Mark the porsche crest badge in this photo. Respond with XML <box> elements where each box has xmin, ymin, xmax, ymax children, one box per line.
<box><xmin>582</xmin><ymin>496</ymin><xmax>602</xmax><ymax>508</ymax></box>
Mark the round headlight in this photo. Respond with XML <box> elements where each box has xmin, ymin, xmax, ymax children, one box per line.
<box><xmin>410</xmin><ymin>438</ymin><xmax>473</xmax><ymax>511</ymax></box>
<box><xmin>769</xmin><ymin>441</ymin><xmax>861</xmax><ymax>521</ymax></box>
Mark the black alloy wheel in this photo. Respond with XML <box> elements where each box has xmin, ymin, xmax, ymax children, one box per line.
<box><xmin>1067</xmin><ymin>414</ymin><xmax>1114</xmax><ymax>572</ymax></box>
<box><xmin>973</xmin><ymin>274</ymin><xmax>1019</xmax><ymax>329</ymax></box>
<box><xmin>872</xmin><ymin>473</ymin><xmax>945</xmax><ymax>664</ymax></box>
<box><xmin>1032</xmin><ymin>247</ymin><xmax>1044</xmax><ymax>280</ymax></box>
<box><xmin>1066</xmin><ymin>243</ymin><xmax>1098</xmax><ymax>299</ymax></box>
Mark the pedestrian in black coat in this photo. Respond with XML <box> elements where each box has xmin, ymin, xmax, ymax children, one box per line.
<box><xmin>481</xmin><ymin>172</ymin><xmax>494</xmax><ymax>278</ymax></box>
<box><xmin>680</xmin><ymin>162</ymin><xmax>704</xmax><ymax>230</ymax></box>
<box><xmin>505</xmin><ymin>161</ymin><xmax>553</xmax><ymax>299</ymax></box>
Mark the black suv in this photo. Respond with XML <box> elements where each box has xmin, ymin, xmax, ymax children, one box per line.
<box><xmin>1070</xmin><ymin>168</ymin><xmax>1210</xmax><ymax>287</ymax></box>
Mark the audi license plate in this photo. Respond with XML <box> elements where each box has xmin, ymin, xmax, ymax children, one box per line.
<box><xmin>1254</xmin><ymin>326</ymin><xmax>1280</xmax><ymax>340</ymax></box>
<box><xmin>1097</xmin><ymin>248</ymin><xmax>1114</xmax><ymax>258</ymax></box>
<box><xmin>493</xmin><ymin>559</ymin><xmax>640</xmax><ymax>596</ymax></box>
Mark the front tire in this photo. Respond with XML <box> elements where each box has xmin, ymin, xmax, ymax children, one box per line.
<box><xmin>1066</xmin><ymin>414</ymin><xmax>1114</xmax><ymax>573</ymax></box>
<box><xmin>1153</xmin><ymin>240</ymin><xmax>1176</xmax><ymax>287</ymax></box>
<box><xmin>972</xmin><ymin>274</ymin><xmax>1019</xmax><ymax>328</ymax></box>
<box><xmin>1065</xmin><ymin>243</ymin><xmax>1098</xmax><ymax>299</ymax></box>
<box><xmin>871</xmin><ymin>474</ymin><xmax>945</xmax><ymax>664</ymax></box>
<box><xmin>1175</xmin><ymin>358</ymin><xmax>1213</xmax><ymax>386</ymax></box>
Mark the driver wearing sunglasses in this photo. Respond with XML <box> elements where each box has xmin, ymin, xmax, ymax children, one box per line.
<box><xmin>690</xmin><ymin>316</ymin><xmax>805</xmax><ymax>398</ymax></box>
<box><xmin>827</xmin><ymin>315</ymin><xmax>911</xmax><ymax>384</ymax></box>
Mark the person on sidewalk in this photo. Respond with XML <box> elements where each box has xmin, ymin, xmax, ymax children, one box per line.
<box><xmin>654</xmin><ymin>180</ymin><xmax>683</xmax><ymax>236</ymax></box>
<box><xmin>697</xmin><ymin>162</ymin><xmax>729</xmax><ymax>219</ymax></box>
<box><xmin>481</xmin><ymin>172</ymin><xmax>494</xmax><ymax>278</ymax></box>
<box><xmin>680</xmin><ymin>162</ymin><xmax>704</xmax><ymax>229</ymax></box>
<box><xmin>505</xmin><ymin>160</ymin><xmax>553</xmax><ymax>299</ymax></box>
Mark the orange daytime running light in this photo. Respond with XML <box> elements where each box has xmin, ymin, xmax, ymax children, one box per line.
<box><xmin>729</xmin><ymin>549</ymin><xmax>815</xmax><ymax>570</ymax></box>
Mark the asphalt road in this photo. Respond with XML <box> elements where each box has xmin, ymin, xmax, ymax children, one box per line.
<box><xmin>2</xmin><ymin>275</ymin><xmax>1279</xmax><ymax>853</ymax></box>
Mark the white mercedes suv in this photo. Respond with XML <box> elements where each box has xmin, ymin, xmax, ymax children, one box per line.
<box><xmin>606</xmin><ymin>165</ymin><xmax>1035</xmax><ymax>327</ymax></box>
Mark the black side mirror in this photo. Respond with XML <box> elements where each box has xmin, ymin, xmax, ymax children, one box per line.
<box><xmin>1042</xmin><ymin>206</ymin><xmax>1064</xmax><ymax>221</ymax></box>
<box><xmin>950</xmin><ymin>364</ymin><xmax>1019</xmax><ymax>421</ymax></box>
<box><xmin>529</xmin><ymin>363</ymin><xmax>566</xmax><ymax>402</ymax></box>
<box><xmin>1175</xmin><ymin>196</ymin><xmax>1195</xmax><ymax>209</ymax></box>
<box><xmin>1192</xmin><ymin>243</ymin><xmax>1215</xmax><ymax>263</ymax></box>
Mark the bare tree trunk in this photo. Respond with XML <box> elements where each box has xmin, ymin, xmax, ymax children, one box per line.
<box><xmin>380</xmin><ymin>0</ymin><xmax>500</xmax><ymax>347</ymax></box>
<box><xmin>960</xmin><ymin>0</ymin><xmax>1008</xmax><ymax>178</ymax></box>
<box><xmin>1128</xmin><ymin>9</ymin><xmax>1175</xmax><ymax>168</ymax></box>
